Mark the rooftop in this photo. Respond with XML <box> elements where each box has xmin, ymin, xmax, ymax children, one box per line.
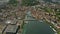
<box><xmin>5</xmin><ymin>25</ymin><xmax>18</xmax><ymax>33</ymax></box>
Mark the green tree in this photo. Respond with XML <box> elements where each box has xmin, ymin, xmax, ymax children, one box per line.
<box><xmin>44</xmin><ymin>7</ymin><xmax>53</xmax><ymax>13</ymax></box>
<box><xmin>8</xmin><ymin>0</ymin><xmax>18</xmax><ymax>6</ymax></box>
<box><xmin>22</xmin><ymin>0</ymin><xmax>39</xmax><ymax>6</ymax></box>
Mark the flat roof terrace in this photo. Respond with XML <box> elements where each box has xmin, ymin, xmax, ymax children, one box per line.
<box><xmin>4</xmin><ymin>25</ymin><xmax>19</xmax><ymax>34</ymax></box>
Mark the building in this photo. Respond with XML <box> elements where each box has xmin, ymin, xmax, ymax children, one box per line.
<box><xmin>4</xmin><ymin>25</ymin><xmax>19</xmax><ymax>34</ymax></box>
<box><xmin>0</xmin><ymin>0</ymin><xmax>10</xmax><ymax>8</ymax></box>
<box><xmin>5</xmin><ymin>19</ymin><xmax>17</xmax><ymax>25</ymax></box>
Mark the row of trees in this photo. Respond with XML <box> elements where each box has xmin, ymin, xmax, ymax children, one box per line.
<box><xmin>8</xmin><ymin>0</ymin><xmax>39</xmax><ymax>6</ymax></box>
<box><xmin>8</xmin><ymin>0</ymin><xmax>18</xmax><ymax>6</ymax></box>
<box><xmin>21</xmin><ymin>0</ymin><xmax>39</xmax><ymax>6</ymax></box>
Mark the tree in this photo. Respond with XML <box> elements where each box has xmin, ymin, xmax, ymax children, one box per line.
<box><xmin>21</xmin><ymin>0</ymin><xmax>39</xmax><ymax>6</ymax></box>
<box><xmin>8</xmin><ymin>0</ymin><xmax>18</xmax><ymax>6</ymax></box>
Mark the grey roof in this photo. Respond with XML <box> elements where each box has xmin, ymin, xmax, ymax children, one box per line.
<box><xmin>0</xmin><ymin>0</ymin><xmax>9</xmax><ymax>7</ymax></box>
<box><xmin>5</xmin><ymin>19</ymin><xmax>17</xmax><ymax>25</ymax></box>
<box><xmin>5</xmin><ymin>25</ymin><xmax>18</xmax><ymax>33</ymax></box>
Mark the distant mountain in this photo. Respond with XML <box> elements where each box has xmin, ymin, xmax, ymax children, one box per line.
<box><xmin>43</xmin><ymin>0</ymin><xmax>52</xmax><ymax>2</ymax></box>
<box><xmin>52</xmin><ymin>0</ymin><xmax>58</xmax><ymax>2</ymax></box>
<box><xmin>51</xmin><ymin>0</ymin><xmax>60</xmax><ymax>3</ymax></box>
<box><xmin>43</xmin><ymin>0</ymin><xmax>60</xmax><ymax>4</ymax></box>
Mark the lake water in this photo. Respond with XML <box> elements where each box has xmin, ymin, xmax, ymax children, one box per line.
<box><xmin>22</xmin><ymin>11</ymin><xmax>55</xmax><ymax>34</ymax></box>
